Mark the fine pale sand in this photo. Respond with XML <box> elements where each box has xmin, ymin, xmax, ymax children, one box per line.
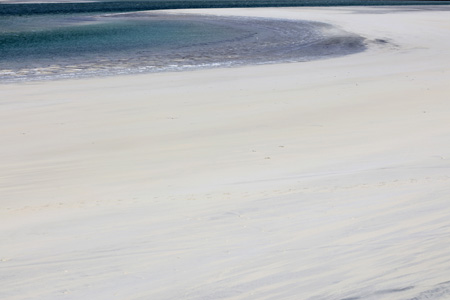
<box><xmin>1</xmin><ymin>6</ymin><xmax>450</xmax><ymax>300</ymax></box>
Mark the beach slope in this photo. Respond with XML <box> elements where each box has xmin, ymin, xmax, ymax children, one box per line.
<box><xmin>1</xmin><ymin>6</ymin><xmax>450</xmax><ymax>300</ymax></box>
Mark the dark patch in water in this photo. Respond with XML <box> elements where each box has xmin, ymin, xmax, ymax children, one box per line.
<box><xmin>375</xmin><ymin>38</ymin><xmax>388</xmax><ymax>44</ymax></box>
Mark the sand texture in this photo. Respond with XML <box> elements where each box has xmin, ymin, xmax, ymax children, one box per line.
<box><xmin>1</xmin><ymin>6</ymin><xmax>450</xmax><ymax>300</ymax></box>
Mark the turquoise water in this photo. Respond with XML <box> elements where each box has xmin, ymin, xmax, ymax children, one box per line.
<box><xmin>0</xmin><ymin>13</ymin><xmax>254</xmax><ymax>80</ymax></box>
<box><xmin>0</xmin><ymin>15</ymin><xmax>244</xmax><ymax>61</ymax></box>
<box><xmin>0</xmin><ymin>12</ymin><xmax>366</xmax><ymax>82</ymax></box>
<box><xmin>0</xmin><ymin>0</ymin><xmax>448</xmax><ymax>82</ymax></box>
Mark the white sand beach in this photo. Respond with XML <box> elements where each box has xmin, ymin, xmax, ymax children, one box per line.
<box><xmin>1</xmin><ymin>6</ymin><xmax>450</xmax><ymax>300</ymax></box>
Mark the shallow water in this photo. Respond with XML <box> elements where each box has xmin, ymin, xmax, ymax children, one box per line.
<box><xmin>0</xmin><ymin>12</ymin><xmax>366</xmax><ymax>82</ymax></box>
<box><xmin>2</xmin><ymin>0</ymin><xmax>446</xmax><ymax>82</ymax></box>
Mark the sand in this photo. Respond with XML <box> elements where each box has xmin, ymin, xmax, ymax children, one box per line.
<box><xmin>1</xmin><ymin>6</ymin><xmax>450</xmax><ymax>300</ymax></box>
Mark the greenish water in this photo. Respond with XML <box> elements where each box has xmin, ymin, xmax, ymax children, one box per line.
<box><xmin>0</xmin><ymin>15</ymin><xmax>243</xmax><ymax>60</ymax></box>
<box><xmin>1</xmin><ymin>0</ymin><xmax>448</xmax><ymax>82</ymax></box>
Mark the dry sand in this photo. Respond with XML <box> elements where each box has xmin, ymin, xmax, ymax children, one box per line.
<box><xmin>1</xmin><ymin>6</ymin><xmax>450</xmax><ymax>300</ymax></box>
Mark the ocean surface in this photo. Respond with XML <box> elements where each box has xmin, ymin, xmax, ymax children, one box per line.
<box><xmin>0</xmin><ymin>0</ymin><xmax>448</xmax><ymax>82</ymax></box>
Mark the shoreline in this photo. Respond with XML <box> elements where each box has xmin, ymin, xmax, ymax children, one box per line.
<box><xmin>2</xmin><ymin>6</ymin><xmax>450</xmax><ymax>300</ymax></box>
<box><xmin>0</xmin><ymin>12</ymin><xmax>366</xmax><ymax>83</ymax></box>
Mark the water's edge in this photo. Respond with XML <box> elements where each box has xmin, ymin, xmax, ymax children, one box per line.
<box><xmin>0</xmin><ymin>14</ymin><xmax>367</xmax><ymax>83</ymax></box>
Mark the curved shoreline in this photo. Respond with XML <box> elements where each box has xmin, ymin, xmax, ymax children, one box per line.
<box><xmin>0</xmin><ymin>13</ymin><xmax>366</xmax><ymax>83</ymax></box>
<box><xmin>1</xmin><ymin>6</ymin><xmax>450</xmax><ymax>300</ymax></box>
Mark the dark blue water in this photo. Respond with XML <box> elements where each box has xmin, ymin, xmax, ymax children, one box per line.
<box><xmin>0</xmin><ymin>0</ymin><xmax>448</xmax><ymax>82</ymax></box>
<box><xmin>1</xmin><ymin>1</ymin><xmax>449</xmax><ymax>15</ymax></box>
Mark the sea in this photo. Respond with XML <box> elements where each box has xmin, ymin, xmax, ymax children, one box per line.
<box><xmin>1</xmin><ymin>0</ymin><xmax>449</xmax><ymax>82</ymax></box>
